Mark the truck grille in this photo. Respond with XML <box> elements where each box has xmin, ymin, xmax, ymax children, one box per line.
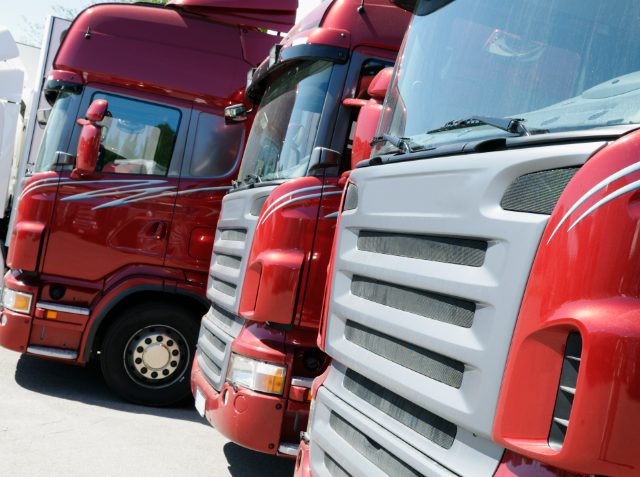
<box><xmin>548</xmin><ymin>332</ymin><xmax>582</xmax><ymax>450</ymax></box>
<box><xmin>343</xmin><ymin>369</ymin><xmax>457</xmax><ymax>448</ymax></box>
<box><xmin>316</xmin><ymin>142</ymin><xmax>603</xmax><ymax>477</ymax></box>
<box><xmin>325</xmin><ymin>454</ymin><xmax>352</xmax><ymax>477</ymax></box>
<box><xmin>501</xmin><ymin>167</ymin><xmax>581</xmax><ymax>215</ymax></box>
<box><xmin>345</xmin><ymin>322</ymin><xmax>464</xmax><ymax>388</ymax></box>
<box><xmin>200</xmin><ymin>187</ymin><xmax>277</xmax><ymax>391</ymax></box>
<box><xmin>351</xmin><ymin>276</ymin><xmax>475</xmax><ymax>328</ymax></box>
<box><xmin>330</xmin><ymin>412</ymin><xmax>424</xmax><ymax>477</ymax></box>
<box><xmin>358</xmin><ymin>231</ymin><xmax>487</xmax><ymax>267</ymax></box>
<box><xmin>216</xmin><ymin>253</ymin><xmax>242</xmax><ymax>270</ymax></box>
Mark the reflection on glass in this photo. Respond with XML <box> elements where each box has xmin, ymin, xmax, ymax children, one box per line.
<box><xmin>35</xmin><ymin>92</ymin><xmax>74</xmax><ymax>173</ymax></box>
<box><xmin>93</xmin><ymin>93</ymin><xmax>181</xmax><ymax>176</ymax></box>
<box><xmin>238</xmin><ymin>60</ymin><xmax>333</xmax><ymax>184</ymax></box>
<box><xmin>376</xmin><ymin>0</ymin><xmax>640</xmax><ymax>154</ymax></box>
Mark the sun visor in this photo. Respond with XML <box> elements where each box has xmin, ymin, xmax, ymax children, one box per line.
<box><xmin>0</xmin><ymin>26</ymin><xmax>19</xmax><ymax>62</ymax></box>
<box><xmin>167</xmin><ymin>0</ymin><xmax>298</xmax><ymax>33</ymax></box>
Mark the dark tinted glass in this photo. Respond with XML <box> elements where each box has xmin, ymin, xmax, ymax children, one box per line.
<box><xmin>93</xmin><ymin>93</ymin><xmax>181</xmax><ymax>176</ymax></box>
<box><xmin>190</xmin><ymin>113</ymin><xmax>243</xmax><ymax>177</ymax></box>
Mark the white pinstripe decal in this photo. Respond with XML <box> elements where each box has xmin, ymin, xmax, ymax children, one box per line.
<box><xmin>547</xmin><ymin>160</ymin><xmax>640</xmax><ymax>243</ymax></box>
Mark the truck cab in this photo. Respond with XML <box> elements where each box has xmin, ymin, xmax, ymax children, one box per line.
<box><xmin>303</xmin><ymin>0</ymin><xmax>640</xmax><ymax>476</ymax></box>
<box><xmin>190</xmin><ymin>0</ymin><xmax>410</xmax><ymax>458</ymax></box>
<box><xmin>0</xmin><ymin>0</ymin><xmax>293</xmax><ymax>406</ymax></box>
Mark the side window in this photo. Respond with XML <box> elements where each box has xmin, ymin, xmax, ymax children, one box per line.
<box><xmin>93</xmin><ymin>93</ymin><xmax>181</xmax><ymax>176</ymax></box>
<box><xmin>190</xmin><ymin>112</ymin><xmax>244</xmax><ymax>177</ymax></box>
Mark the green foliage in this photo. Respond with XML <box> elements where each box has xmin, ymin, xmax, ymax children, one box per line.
<box><xmin>20</xmin><ymin>0</ymin><xmax>170</xmax><ymax>47</ymax></box>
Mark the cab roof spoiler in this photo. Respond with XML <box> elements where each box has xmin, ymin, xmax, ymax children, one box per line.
<box><xmin>166</xmin><ymin>0</ymin><xmax>299</xmax><ymax>33</ymax></box>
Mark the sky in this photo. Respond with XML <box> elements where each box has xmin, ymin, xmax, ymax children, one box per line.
<box><xmin>0</xmin><ymin>0</ymin><xmax>323</xmax><ymax>47</ymax></box>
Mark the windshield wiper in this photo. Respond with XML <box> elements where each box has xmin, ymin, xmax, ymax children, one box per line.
<box><xmin>427</xmin><ymin>115</ymin><xmax>530</xmax><ymax>137</ymax></box>
<box><xmin>371</xmin><ymin>133</ymin><xmax>424</xmax><ymax>154</ymax></box>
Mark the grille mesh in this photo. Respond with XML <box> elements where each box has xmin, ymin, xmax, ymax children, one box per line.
<box><xmin>344</xmin><ymin>183</ymin><xmax>358</xmax><ymax>211</ymax></box>
<box><xmin>330</xmin><ymin>412</ymin><xmax>424</xmax><ymax>477</ymax></box>
<box><xmin>345</xmin><ymin>321</ymin><xmax>464</xmax><ymax>388</ymax></box>
<box><xmin>220</xmin><ymin>228</ymin><xmax>247</xmax><ymax>242</ymax></box>
<box><xmin>205</xmin><ymin>328</ymin><xmax>225</xmax><ymax>353</ymax></box>
<box><xmin>358</xmin><ymin>231</ymin><xmax>487</xmax><ymax>267</ymax></box>
<box><xmin>210</xmin><ymin>303</ymin><xmax>237</xmax><ymax>330</ymax></box>
<box><xmin>344</xmin><ymin>368</ymin><xmax>457</xmax><ymax>448</ymax></box>
<box><xmin>251</xmin><ymin>196</ymin><xmax>269</xmax><ymax>216</ymax></box>
<box><xmin>213</xmin><ymin>277</ymin><xmax>236</xmax><ymax>297</ymax></box>
<box><xmin>201</xmin><ymin>350</ymin><xmax>221</xmax><ymax>376</ymax></box>
<box><xmin>501</xmin><ymin>167</ymin><xmax>580</xmax><ymax>215</ymax></box>
<box><xmin>324</xmin><ymin>454</ymin><xmax>353</xmax><ymax>477</ymax></box>
<box><xmin>216</xmin><ymin>253</ymin><xmax>242</xmax><ymax>270</ymax></box>
<box><xmin>351</xmin><ymin>275</ymin><xmax>475</xmax><ymax>328</ymax></box>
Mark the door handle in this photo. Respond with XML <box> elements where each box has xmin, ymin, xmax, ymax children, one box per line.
<box><xmin>139</xmin><ymin>221</ymin><xmax>167</xmax><ymax>240</ymax></box>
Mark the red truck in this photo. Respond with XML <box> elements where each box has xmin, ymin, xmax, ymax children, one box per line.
<box><xmin>299</xmin><ymin>0</ymin><xmax>640</xmax><ymax>476</ymax></box>
<box><xmin>190</xmin><ymin>0</ymin><xmax>410</xmax><ymax>459</ymax></box>
<box><xmin>0</xmin><ymin>0</ymin><xmax>296</xmax><ymax>406</ymax></box>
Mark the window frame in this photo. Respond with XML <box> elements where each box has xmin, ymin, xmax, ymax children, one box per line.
<box><xmin>64</xmin><ymin>84</ymin><xmax>193</xmax><ymax>177</ymax></box>
<box><xmin>179</xmin><ymin>109</ymin><xmax>246</xmax><ymax>180</ymax></box>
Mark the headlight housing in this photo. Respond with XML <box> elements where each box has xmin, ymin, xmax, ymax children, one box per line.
<box><xmin>227</xmin><ymin>353</ymin><xmax>287</xmax><ymax>395</ymax></box>
<box><xmin>2</xmin><ymin>287</ymin><xmax>33</xmax><ymax>314</ymax></box>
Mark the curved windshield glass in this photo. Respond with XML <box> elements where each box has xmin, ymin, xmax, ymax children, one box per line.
<box><xmin>238</xmin><ymin>60</ymin><xmax>333</xmax><ymax>184</ymax></box>
<box><xmin>35</xmin><ymin>92</ymin><xmax>74</xmax><ymax>172</ymax></box>
<box><xmin>376</xmin><ymin>0</ymin><xmax>640</xmax><ymax>154</ymax></box>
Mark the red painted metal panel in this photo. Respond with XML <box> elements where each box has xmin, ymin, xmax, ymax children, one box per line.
<box><xmin>6</xmin><ymin>221</ymin><xmax>46</xmax><ymax>272</ymax></box>
<box><xmin>188</xmin><ymin>227</ymin><xmax>216</xmax><ymax>260</ymax></box>
<box><xmin>293</xmin><ymin>440</ymin><xmax>312</xmax><ymax>477</ymax></box>
<box><xmin>230</xmin><ymin>321</ymin><xmax>287</xmax><ymax>364</ymax></box>
<box><xmin>0</xmin><ymin>308</ymin><xmax>31</xmax><ymax>353</ymax></box>
<box><xmin>192</xmin><ymin>358</ymin><xmax>286</xmax><ymax>454</ymax></box>
<box><xmin>493</xmin><ymin>131</ymin><xmax>640</xmax><ymax>476</ymax></box>
<box><xmin>55</xmin><ymin>4</ymin><xmax>279</xmax><ymax>108</ymax></box>
<box><xmin>494</xmin><ymin>451</ymin><xmax>586</xmax><ymax>477</ymax></box>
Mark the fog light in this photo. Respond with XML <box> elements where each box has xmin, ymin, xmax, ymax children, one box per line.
<box><xmin>227</xmin><ymin>353</ymin><xmax>287</xmax><ymax>395</ymax></box>
<box><xmin>1</xmin><ymin>314</ymin><xmax>7</xmax><ymax>326</ymax></box>
<box><xmin>2</xmin><ymin>287</ymin><xmax>33</xmax><ymax>314</ymax></box>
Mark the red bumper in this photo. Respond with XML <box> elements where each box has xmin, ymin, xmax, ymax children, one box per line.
<box><xmin>191</xmin><ymin>355</ymin><xmax>288</xmax><ymax>454</ymax></box>
<box><xmin>294</xmin><ymin>440</ymin><xmax>312</xmax><ymax>477</ymax></box>
<box><xmin>0</xmin><ymin>307</ymin><xmax>31</xmax><ymax>353</ymax></box>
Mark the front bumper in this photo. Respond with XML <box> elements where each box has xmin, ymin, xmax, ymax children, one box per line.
<box><xmin>0</xmin><ymin>307</ymin><xmax>31</xmax><ymax>353</ymax></box>
<box><xmin>294</xmin><ymin>440</ymin><xmax>312</xmax><ymax>477</ymax></box>
<box><xmin>192</xmin><ymin>355</ymin><xmax>297</xmax><ymax>455</ymax></box>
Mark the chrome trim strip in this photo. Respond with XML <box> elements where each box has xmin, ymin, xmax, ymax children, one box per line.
<box><xmin>278</xmin><ymin>443</ymin><xmax>299</xmax><ymax>456</ymax></box>
<box><xmin>292</xmin><ymin>377</ymin><xmax>314</xmax><ymax>388</ymax></box>
<box><xmin>27</xmin><ymin>346</ymin><xmax>78</xmax><ymax>360</ymax></box>
<box><xmin>36</xmin><ymin>302</ymin><xmax>90</xmax><ymax>316</ymax></box>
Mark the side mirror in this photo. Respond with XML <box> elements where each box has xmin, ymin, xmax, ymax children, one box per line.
<box><xmin>225</xmin><ymin>103</ymin><xmax>248</xmax><ymax>122</ymax></box>
<box><xmin>367</xmin><ymin>67</ymin><xmax>394</xmax><ymax>99</ymax></box>
<box><xmin>36</xmin><ymin>109</ymin><xmax>51</xmax><ymax>128</ymax></box>
<box><xmin>71</xmin><ymin>99</ymin><xmax>107</xmax><ymax>179</ymax></box>
<box><xmin>308</xmin><ymin>147</ymin><xmax>341</xmax><ymax>173</ymax></box>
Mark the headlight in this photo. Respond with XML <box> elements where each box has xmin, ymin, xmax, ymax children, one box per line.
<box><xmin>2</xmin><ymin>287</ymin><xmax>33</xmax><ymax>314</ymax></box>
<box><xmin>227</xmin><ymin>353</ymin><xmax>287</xmax><ymax>395</ymax></box>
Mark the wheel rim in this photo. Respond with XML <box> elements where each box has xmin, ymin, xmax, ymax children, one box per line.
<box><xmin>124</xmin><ymin>325</ymin><xmax>189</xmax><ymax>388</ymax></box>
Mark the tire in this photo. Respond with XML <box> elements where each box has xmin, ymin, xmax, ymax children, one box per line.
<box><xmin>100</xmin><ymin>301</ymin><xmax>200</xmax><ymax>407</ymax></box>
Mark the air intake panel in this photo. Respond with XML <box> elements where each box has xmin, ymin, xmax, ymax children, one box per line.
<box><xmin>502</xmin><ymin>167</ymin><xmax>580</xmax><ymax>215</ymax></box>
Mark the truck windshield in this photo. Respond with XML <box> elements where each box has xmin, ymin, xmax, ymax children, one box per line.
<box><xmin>376</xmin><ymin>0</ymin><xmax>640</xmax><ymax>154</ymax></box>
<box><xmin>238</xmin><ymin>60</ymin><xmax>333</xmax><ymax>185</ymax></box>
<box><xmin>35</xmin><ymin>92</ymin><xmax>74</xmax><ymax>173</ymax></box>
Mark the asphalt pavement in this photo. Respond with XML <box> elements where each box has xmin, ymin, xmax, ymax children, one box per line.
<box><xmin>0</xmin><ymin>346</ymin><xmax>296</xmax><ymax>477</ymax></box>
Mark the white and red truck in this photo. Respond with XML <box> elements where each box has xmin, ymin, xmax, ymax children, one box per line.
<box><xmin>299</xmin><ymin>0</ymin><xmax>640</xmax><ymax>476</ymax></box>
<box><xmin>190</xmin><ymin>0</ymin><xmax>409</xmax><ymax>459</ymax></box>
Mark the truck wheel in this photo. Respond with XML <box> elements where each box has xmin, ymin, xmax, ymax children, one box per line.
<box><xmin>100</xmin><ymin>301</ymin><xmax>199</xmax><ymax>407</ymax></box>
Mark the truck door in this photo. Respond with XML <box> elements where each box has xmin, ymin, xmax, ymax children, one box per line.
<box><xmin>42</xmin><ymin>86</ymin><xmax>191</xmax><ymax>283</ymax></box>
<box><xmin>164</xmin><ymin>108</ymin><xmax>246</xmax><ymax>282</ymax></box>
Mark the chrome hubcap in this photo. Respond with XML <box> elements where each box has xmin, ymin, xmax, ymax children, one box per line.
<box><xmin>125</xmin><ymin>326</ymin><xmax>186</xmax><ymax>384</ymax></box>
